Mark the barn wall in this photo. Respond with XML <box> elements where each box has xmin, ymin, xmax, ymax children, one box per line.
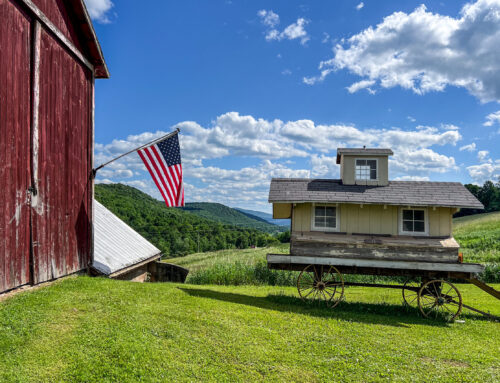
<box><xmin>30</xmin><ymin>0</ymin><xmax>84</xmax><ymax>52</ymax></box>
<box><xmin>292</xmin><ymin>203</ymin><xmax>453</xmax><ymax>237</ymax></box>
<box><xmin>0</xmin><ymin>0</ymin><xmax>32</xmax><ymax>292</ymax></box>
<box><xmin>31</xmin><ymin>28</ymin><xmax>92</xmax><ymax>283</ymax></box>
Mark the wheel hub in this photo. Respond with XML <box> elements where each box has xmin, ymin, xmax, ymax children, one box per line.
<box><xmin>316</xmin><ymin>281</ymin><xmax>326</xmax><ymax>291</ymax></box>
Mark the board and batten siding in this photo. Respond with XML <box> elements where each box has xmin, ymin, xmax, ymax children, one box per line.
<box><xmin>341</xmin><ymin>155</ymin><xmax>389</xmax><ymax>186</ymax></box>
<box><xmin>291</xmin><ymin>203</ymin><xmax>453</xmax><ymax>237</ymax></box>
<box><xmin>273</xmin><ymin>203</ymin><xmax>292</xmax><ymax>219</ymax></box>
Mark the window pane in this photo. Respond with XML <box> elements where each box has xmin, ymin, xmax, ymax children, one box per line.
<box><xmin>356</xmin><ymin>159</ymin><xmax>366</xmax><ymax>166</ymax></box>
<box><xmin>414</xmin><ymin>210</ymin><xmax>425</xmax><ymax>221</ymax></box>
<box><xmin>403</xmin><ymin>220</ymin><xmax>413</xmax><ymax>232</ymax></box>
<box><xmin>403</xmin><ymin>210</ymin><xmax>413</xmax><ymax>220</ymax></box>
<box><xmin>414</xmin><ymin>221</ymin><xmax>425</xmax><ymax>232</ymax></box>
<box><xmin>315</xmin><ymin>206</ymin><xmax>325</xmax><ymax>216</ymax></box>
<box><xmin>367</xmin><ymin>160</ymin><xmax>376</xmax><ymax>169</ymax></box>
<box><xmin>325</xmin><ymin>207</ymin><xmax>335</xmax><ymax>217</ymax></box>
<box><xmin>326</xmin><ymin>217</ymin><xmax>336</xmax><ymax>228</ymax></box>
<box><xmin>315</xmin><ymin>217</ymin><xmax>324</xmax><ymax>227</ymax></box>
<box><xmin>370</xmin><ymin>169</ymin><xmax>377</xmax><ymax>179</ymax></box>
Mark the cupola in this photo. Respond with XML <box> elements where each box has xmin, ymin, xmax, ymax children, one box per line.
<box><xmin>336</xmin><ymin>148</ymin><xmax>393</xmax><ymax>186</ymax></box>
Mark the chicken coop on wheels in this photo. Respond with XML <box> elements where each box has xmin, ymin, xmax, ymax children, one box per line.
<box><xmin>268</xmin><ymin>148</ymin><xmax>499</xmax><ymax>321</ymax></box>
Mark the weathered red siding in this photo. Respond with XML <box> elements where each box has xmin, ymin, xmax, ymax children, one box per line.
<box><xmin>0</xmin><ymin>0</ymin><xmax>32</xmax><ymax>292</ymax></box>
<box><xmin>1</xmin><ymin>0</ymin><xmax>105</xmax><ymax>293</ymax></box>
<box><xmin>31</xmin><ymin>29</ymin><xmax>92</xmax><ymax>283</ymax></box>
<box><xmin>31</xmin><ymin>0</ymin><xmax>84</xmax><ymax>52</ymax></box>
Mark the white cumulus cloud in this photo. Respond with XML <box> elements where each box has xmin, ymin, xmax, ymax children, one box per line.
<box><xmin>483</xmin><ymin>110</ymin><xmax>500</xmax><ymax>126</ymax></box>
<box><xmin>477</xmin><ymin>150</ymin><xmax>490</xmax><ymax>162</ymax></box>
<box><xmin>356</xmin><ymin>2</ymin><xmax>364</xmax><ymax>11</ymax></box>
<box><xmin>258</xmin><ymin>10</ymin><xmax>310</xmax><ymax>45</ymax></box>
<box><xmin>459</xmin><ymin>142</ymin><xmax>477</xmax><ymax>152</ymax></box>
<box><xmin>95</xmin><ymin>112</ymin><xmax>465</xmax><ymax>207</ymax></box>
<box><xmin>467</xmin><ymin>160</ymin><xmax>500</xmax><ymax>184</ymax></box>
<box><xmin>305</xmin><ymin>0</ymin><xmax>500</xmax><ymax>103</ymax></box>
<box><xmin>84</xmin><ymin>0</ymin><xmax>114</xmax><ymax>23</ymax></box>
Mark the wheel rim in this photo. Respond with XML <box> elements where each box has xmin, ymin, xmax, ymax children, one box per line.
<box><xmin>297</xmin><ymin>265</ymin><xmax>344</xmax><ymax>308</ymax></box>
<box><xmin>402</xmin><ymin>279</ymin><xmax>420</xmax><ymax>307</ymax></box>
<box><xmin>418</xmin><ymin>280</ymin><xmax>462</xmax><ymax>321</ymax></box>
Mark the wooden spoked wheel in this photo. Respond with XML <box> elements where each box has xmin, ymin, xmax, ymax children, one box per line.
<box><xmin>418</xmin><ymin>280</ymin><xmax>463</xmax><ymax>321</ymax></box>
<box><xmin>402</xmin><ymin>279</ymin><xmax>421</xmax><ymax>307</ymax></box>
<box><xmin>297</xmin><ymin>265</ymin><xmax>344</xmax><ymax>308</ymax></box>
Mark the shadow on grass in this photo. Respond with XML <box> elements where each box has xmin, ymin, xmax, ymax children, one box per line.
<box><xmin>178</xmin><ymin>287</ymin><xmax>452</xmax><ymax>328</ymax></box>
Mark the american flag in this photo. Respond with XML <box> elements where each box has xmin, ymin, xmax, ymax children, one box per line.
<box><xmin>137</xmin><ymin>133</ymin><xmax>184</xmax><ymax>207</ymax></box>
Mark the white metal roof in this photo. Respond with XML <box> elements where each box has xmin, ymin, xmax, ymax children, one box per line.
<box><xmin>93</xmin><ymin>200</ymin><xmax>161</xmax><ymax>276</ymax></box>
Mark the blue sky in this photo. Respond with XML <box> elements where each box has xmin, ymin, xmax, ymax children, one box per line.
<box><xmin>86</xmin><ymin>0</ymin><xmax>500</xmax><ymax>212</ymax></box>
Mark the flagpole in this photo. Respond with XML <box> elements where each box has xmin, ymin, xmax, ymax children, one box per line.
<box><xmin>93</xmin><ymin>128</ymin><xmax>180</xmax><ymax>176</ymax></box>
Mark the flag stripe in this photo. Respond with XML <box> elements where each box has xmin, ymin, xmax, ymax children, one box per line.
<box><xmin>137</xmin><ymin>133</ymin><xmax>184</xmax><ymax>207</ymax></box>
<box><xmin>141</xmin><ymin>147</ymin><xmax>173</xmax><ymax>206</ymax></box>
<box><xmin>150</xmin><ymin>145</ymin><xmax>177</xmax><ymax>202</ymax></box>
<box><xmin>143</xmin><ymin>147</ymin><xmax>175</xmax><ymax>205</ymax></box>
<box><xmin>137</xmin><ymin>150</ymin><xmax>171</xmax><ymax>206</ymax></box>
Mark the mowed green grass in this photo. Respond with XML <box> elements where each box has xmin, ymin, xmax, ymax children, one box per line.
<box><xmin>0</xmin><ymin>276</ymin><xmax>499</xmax><ymax>382</ymax></box>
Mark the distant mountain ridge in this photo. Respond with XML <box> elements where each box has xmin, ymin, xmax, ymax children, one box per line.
<box><xmin>182</xmin><ymin>202</ymin><xmax>287</xmax><ymax>233</ymax></box>
<box><xmin>235</xmin><ymin>208</ymin><xmax>290</xmax><ymax>227</ymax></box>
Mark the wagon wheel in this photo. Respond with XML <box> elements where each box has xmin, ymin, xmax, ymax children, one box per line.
<box><xmin>297</xmin><ymin>265</ymin><xmax>344</xmax><ymax>308</ymax></box>
<box><xmin>418</xmin><ymin>280</ymin><xmax>463</xmax><ymax>321</ymax></box>
<box><xmin>402</xmin><ymin>279</ymin><xmax>421</xmax><ymax>307</ymax></box>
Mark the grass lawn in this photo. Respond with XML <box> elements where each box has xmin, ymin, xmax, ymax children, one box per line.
<box><xmin>0</xmin><ymin>276</ymin><xmax>499</xmax><ymax>382</ymax></box>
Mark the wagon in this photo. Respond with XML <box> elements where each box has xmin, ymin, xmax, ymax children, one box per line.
<box><xmin>267</xmin><ymin>253</ymin><xmax>499</xmax><ymax>321</ymax></box>
<box><xmin>267</xmin><ymin>147</ymin><xmax>499</xmax><ymax>321</ymax></box>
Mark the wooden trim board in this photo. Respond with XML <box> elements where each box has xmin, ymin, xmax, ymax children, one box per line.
<box><xmin>18</xmin><ymin>0</ymin><xmax>94</xmax><ymax>72</ymax></box>
<box><xmin>267</xmin><ymin>254</ymin><xmax>484</xmax><ymax>274</ymax></box>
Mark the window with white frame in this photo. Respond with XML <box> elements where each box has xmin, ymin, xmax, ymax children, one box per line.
<box><xmin>355</xmin><ymin>159</ymin><xmax>377</xmax><ymax>180</ymax></box>
<box><xmin>312</xmin><ymin>205</ymin><xmax>337</xmax><ymax>231</ymax></box>
<box><xmin>401</xmin><ymin>208</ymin><xmax>426</xmax><ymax>234</ymax></box>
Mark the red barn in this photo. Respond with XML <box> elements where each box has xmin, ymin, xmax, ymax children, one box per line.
<box><xmin>0</xmin><ymin>0</ymin><xmax>108</xmax><ymax>293</ymax></box>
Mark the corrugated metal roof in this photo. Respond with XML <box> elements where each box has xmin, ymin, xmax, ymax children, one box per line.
<box><xmin>93</xmin><ymin>200</ymin><xmax>161</xmax><ymax>275</ymax></box>
<box><xmin>268</xmin><ymin>179</ymin><xmax>484</xmax><ymax>209</ymax></box>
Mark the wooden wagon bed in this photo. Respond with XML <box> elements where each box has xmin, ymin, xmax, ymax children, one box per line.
<box><xmin>291</xmin><ymin>232</ymin><xmax>460</xmax><ymax>263</ymax></box>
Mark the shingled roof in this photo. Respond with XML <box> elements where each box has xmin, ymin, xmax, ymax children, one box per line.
<box><xmin>268</xmin><ymin>179</ymin><xmax>484</xmax><ymax>209</ymax></box>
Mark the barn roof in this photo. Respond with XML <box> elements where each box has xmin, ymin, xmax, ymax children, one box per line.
<box><xmin>268</xmin><ymin>179</ymin><xmax>484</xmax><ymax>209</ymax></box>
<box><xmin>68</xmin><ymin>0</ymin><xmax>109</xmax><ymax>78</ymax></box>
<box><xmin>93</xmin><ymin>201</ymin><xmax>161</xmax><ymax>276</ymax></box>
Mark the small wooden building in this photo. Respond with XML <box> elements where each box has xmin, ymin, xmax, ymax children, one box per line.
<box><xmin>0</xmin><ymin>0</ymin><xmax>108</xmax><ymax>293</ymax></box>
<box><xmin>269</xmin><ymin>148</ymin><xmax>483</xmax><ymax>263</ymax></box>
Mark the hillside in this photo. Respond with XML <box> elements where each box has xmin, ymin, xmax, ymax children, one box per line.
<box><xmin>95</xmin><ymin>184</ymin><xmax>278</xmax><ymax>256</ymax></box>
<box><xmin>235</xmin><ymin>207</ymin><xmax>290</xmax><ymax>227</ymax></box>
<box><xmin>181</xmin><ymin>202</ymin><xmax>287</xmax><ymax>233</ymax></box>
<box><xmin>453</xmin><ymin>211</ymin><xmax>500</xmax><ymax>278</ymax></box>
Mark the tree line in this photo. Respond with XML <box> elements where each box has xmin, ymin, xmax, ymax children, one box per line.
<box><xmin>456</xmin><ymin>180</ymin><xmax>500</xmax><ymax>217</ymax></box>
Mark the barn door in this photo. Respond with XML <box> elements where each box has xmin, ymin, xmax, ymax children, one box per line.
<box><xmin>0</xmin><ymin>0</ymin><xmax>32</xmax><ymax>292</ymax></box>
<box><xmin>30</xmin><ymin>27</ymin><xmax>93</xmax><ymax>284</ymax></box>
